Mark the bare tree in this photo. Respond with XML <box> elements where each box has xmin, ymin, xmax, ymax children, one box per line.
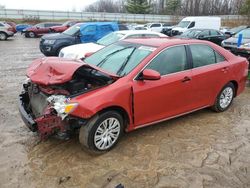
<box><xmin>83</xmin><ymin>0</ymin><xmax>244</xmax><ymax>15</ymax></box>
<box><xmin>84</xmin><ymin>0</ymin><xmax>125</xmax><ymax>13</ymax></box>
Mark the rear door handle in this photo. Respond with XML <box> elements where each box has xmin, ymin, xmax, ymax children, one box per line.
<box><xmin>221</xmin><ymin>67</ymin><xmax>229</xmax><ymax>72</ymax></box>
<box><xmin>182</xmin><ymin>76</ymin><xmax>192</xmax><ymax>83</ymax></box>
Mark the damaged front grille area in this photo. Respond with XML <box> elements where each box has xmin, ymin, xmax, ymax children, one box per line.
<box><xmin>20</xmin><ymin>81</ymin><xmax>87</xmax><ymax>140</ymax></box>
<box><xmin>21</xmin><ymin>82</ymin><xmax>69</xmax><ymax>139</ymax></box>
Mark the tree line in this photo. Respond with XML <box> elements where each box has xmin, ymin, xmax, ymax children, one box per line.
<box><xmin>84</xmin><ymin>0</ymin><xmax>249</xmax><ymax>16</ymax></box>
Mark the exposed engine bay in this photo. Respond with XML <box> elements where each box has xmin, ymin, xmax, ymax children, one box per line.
<box><xmin>20</xmin><ymin>66</ymin><xmax>115</xmax><ymax>139</ymax></box>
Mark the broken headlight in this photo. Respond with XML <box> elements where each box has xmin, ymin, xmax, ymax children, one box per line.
<box><xmin>47</xmin><ymin>95</ymin><xmax>78</xmax><ymax>119</ymax></box>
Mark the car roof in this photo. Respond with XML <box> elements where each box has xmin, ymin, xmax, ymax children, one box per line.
<box><xmin>123</xmin><ymin>38</ymin><xmax>211</xmax><ymax>48</ymax></box>
<box><xmin>115</xmin><ymin>30</ymin><xmax>165</xmax><ymax>35</ymax></box>
<box><xmin>76</xmin><ymin>22</ymin><xmax>117</xmax><ymax>26</ymax></box>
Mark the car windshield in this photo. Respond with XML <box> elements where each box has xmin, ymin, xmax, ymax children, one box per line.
<box><xmin>97</xmin><ymin>32</ymin><xmax>125</xmax><ymax>46</ymax></box>
<box><xmin>62</xmin><ymin>21</ymin><xmax>71</xmax><ymax>26</ymax></box>
<box><xmin>84</xmin><ymin>42</ymin><xmax>155</xmax><ymax>76</ymax></box>
<box><xmin>177</xmin><ymin>21</ymin><xmax>190</xmax><ymax>28</ymax></box>
<box><xmin>35</xmin><ymin>23</ymin><xmax>44</xmax><ymax>27</ymax></box>
<box><xmin>181</xmin><ymin>29</ymin><xmax>202</xmax><ymax>37</ymax></box>
<box><xmin>235</xmin><ymin>28</ymin><xmax>250</xmax><ymax>39</ymax></box>
<box><xmin>230</xmin><ymin>26</ymin><xmax>247</xmax><ymax>33</ymax></box>
<box><xmin>63</xmin><ymin>24</ymin><xmax>81</xmax><ymax>36</ymax></box>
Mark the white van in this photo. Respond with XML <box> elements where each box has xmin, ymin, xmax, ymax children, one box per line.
<box><xmin>171</xmin><ymin>17</ymin><xmax>221</xmax><ymax>36</ymax></box>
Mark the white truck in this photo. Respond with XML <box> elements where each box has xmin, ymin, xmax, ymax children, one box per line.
<box><xmin>171</xmin><ymin>17</ymin><xmax>221</xmax><ymax>36</ymax></box>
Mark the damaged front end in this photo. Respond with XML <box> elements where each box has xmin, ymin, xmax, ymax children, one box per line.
<box><xmin>19</xmin><ymin>81</ymin><xmax>81</xmax><ymax>140</ymax></box>
<box><xmin>18</xmin><ymin>58</ymin><xmax>115</xmax><ymax>140</ymax></box>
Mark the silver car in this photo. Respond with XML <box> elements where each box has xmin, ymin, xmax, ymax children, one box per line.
<box><xmin>0</xmin><ymin>22</ymin><xmax>15</xmax><ymax>40</ymax></box>
<box><xmin>222</xmin><ymin>28</ymin><xmax>250</xmax><ymax>50</ymax></box>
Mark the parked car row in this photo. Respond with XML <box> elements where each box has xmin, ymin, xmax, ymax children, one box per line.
<box><xmin>40</xmin><ymin>22</ymin><xmax>120</xmax><ymax>56</ymax></box>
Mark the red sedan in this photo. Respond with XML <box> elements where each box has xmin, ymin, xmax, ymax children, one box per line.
<box><xmin>49</xmin><ymin>20</ymin><xmax>79</xmax><ymax>33</ymax></box>
<box><xmin>19</xmin><ymin>38</ymin><xmax>249</xmax><ymax>153</ymax></box>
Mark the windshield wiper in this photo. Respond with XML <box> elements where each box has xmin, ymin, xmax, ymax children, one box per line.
<box><xmin>116</xmin><ymin>47</ymin><xmax>136</xmax><ymax>76</ymax></box>
<box><xmin>96</xmin><ymin>46</ymin><xmax>134</xmax><ymax>68</ymax></box>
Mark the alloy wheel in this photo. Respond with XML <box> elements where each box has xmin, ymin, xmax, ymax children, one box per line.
<box><xmin>94</xmin><ymin>117</ymin><xmax>121</xmax><ymax>150</ymax></box>
<box><xmin>219</xmin><ymin>87</ymin><xmax>233</xmax><ymax>109</ymax></box>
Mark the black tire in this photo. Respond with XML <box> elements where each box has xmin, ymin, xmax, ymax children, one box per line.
<box><xmin>56</xmin><ymin>46</ymin><xmax>65</xmax><ymax>56</ymax></box>
<box><xmin>27</xmin><ymin>31</ymin><xmax>36</xmax><ymax>38</ymax></box>
<box><xmin>0</xmin><ymin>32</ymin><xmax>7</xmax><ymax>40</ymax></box>
<box><xmin>79</xmin><ymin>111</ymin><xmax>124</xmax><ymax>154</ymax></box>
<box><xmin>212</xmin><ymin>82</ymin><xmax>235</xmax><ymax>112</ymax></box>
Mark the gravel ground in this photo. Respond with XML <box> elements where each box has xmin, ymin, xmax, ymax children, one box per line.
<box><xmin>0</xmin><ymin>34</ymin><xmax>250</xmax><ymax>188</ymax></box>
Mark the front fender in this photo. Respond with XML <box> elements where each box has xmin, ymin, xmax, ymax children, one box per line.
<box><xmin>70</xmin><ymin>82</ymin><xmax>133</xmax><ymax>121</ymax></box>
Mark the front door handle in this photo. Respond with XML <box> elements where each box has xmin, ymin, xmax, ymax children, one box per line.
<box><xmin>182</xmin><ymin>76</ymin><xmax>192</xmax><ymax>83</ymax></box>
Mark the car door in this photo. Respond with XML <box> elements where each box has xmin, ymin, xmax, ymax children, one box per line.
<box><xmin>209</xmin><ymin>30</ymin><xmax>226</xmax><ymax>45</ymax></box>
<box><xmin>189</xmin><ymin>44</ymin><xmax>230</xmax><ymax>108</ymax></box>
<box><xmin>98</xmin><ymin>25</ymin><xmax>115</xmax><ymax>40</ymax></box>
<box><xmin>80</xmin><ymin>25</ymin><xmax>97</xmax><ymax>43</ymax></box>
<box><xmin>197</xmin><ymin>30</ymin><xmax>210</xmax><ymax>41</ymax></box>
<box><xmin>133</xmin><ymin>45</ymin><xmax>195</xmax><ymax>127</ymax></box>
<box><xmin>35</xmin><ymin>23</ymin><xmax>46</xmax><ymax>35</ymax></box>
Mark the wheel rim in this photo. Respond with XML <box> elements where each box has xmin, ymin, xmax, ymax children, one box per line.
<box><xmin>94</xmin><ymin>117</ymin><xmax>120</xmax><ymax>150</ymax></box>
<box><xmin>29</xmin><ymin>32</ymin><xmax>35</xmax><ymax>37</ymax></box>
<box><xmin>0</xmin><ymin>33</ymin><xmax>5</xmax><ymax>40</ymax></box>
<box><xmin>219</xmin><ymin>87</ymin><xmax>233</xmax><ymax>109</ymax></box>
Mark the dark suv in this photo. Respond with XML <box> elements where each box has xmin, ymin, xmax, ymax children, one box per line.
<box><xmin>40</xmin><ymin>22</ymin><xmax>119</xmax><ymax>56</ymax></box>
<box><xmin>23</xmin><ymin>22</ymin><xmax>62</xmax><ymax>38</ymax></box>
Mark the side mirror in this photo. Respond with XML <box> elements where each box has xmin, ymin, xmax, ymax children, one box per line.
<box><xmin>84</xmin><ymin>52</ymin><xmax>94</xmax><ymax>58</ymax></box>
<box><xmin>36</xmin><ymin>26</ymin><xmax>40</xmax><ymax>29</ymax></box>
<box><xmin>141</xmin><ymin>69</ymin><xmax>161</xmax><ymax>80</ymax></box>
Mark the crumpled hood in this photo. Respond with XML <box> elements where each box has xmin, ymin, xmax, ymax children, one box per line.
<box><xmin>27</xmin><ymin>57</ymin><xmax>118</xmax><ymax>85</ymax></box>
<box><xmin>27</xmin><ymin>57</ymin><xmax>83</xmax><ymax>85</ymax></box>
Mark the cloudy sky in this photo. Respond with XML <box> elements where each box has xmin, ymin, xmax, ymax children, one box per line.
<box><xmin>0</xmin><ymin>0</ymin><xmax>98</xmax><ymax>11</ymax></box>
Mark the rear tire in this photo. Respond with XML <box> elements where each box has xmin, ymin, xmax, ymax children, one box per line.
<box><xmin>212</xmin><ymin>82</ymin><xmax>235</xmax><ymax>112</ymax></box>
<box><xmin>0</xmin><ymin>32</ymin><xmax>7</xmax><ymax>40</ymax></box>
<box><xmin>79</xmin><ymin>111</ymin><xmax>124</xmax><ymax>154</ymax></box>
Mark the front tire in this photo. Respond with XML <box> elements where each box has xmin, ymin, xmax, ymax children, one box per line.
<box><xmin>79</xmin><ymin>111</ymin><xmax>124</xmax><ymax>154</ymax></box>
<box><xmin>27</xmin><ymin>31</ymin><xmax>36</xmax><ymax>38</ymax></box>
<box><xmin>0</xmin><ymin>32</ymin><xmax>7</xmax><ymax>40</ymax></box>
<box><xmin>212</xmin><ymin>82</ymin><xmax>235</xmax><ymax>112</ymax></box>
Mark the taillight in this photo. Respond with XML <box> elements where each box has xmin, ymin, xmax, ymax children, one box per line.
<box><xmin>7</xmin><ymin>27</ymin><xmax>14</xmax><ymax>32</ymax></box>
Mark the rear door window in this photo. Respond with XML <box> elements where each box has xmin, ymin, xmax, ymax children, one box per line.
<box><xmin>83</xmin><ymin>25</ymin><xmax>97</xmax><ymax>33</ymax></box>
<box><xmin>210</xmin><ymin>30</ymin><xmax>220</xmax><ymax>36</ymax></box>
<box><xmin>199</xmin><ymin>30</ymin><xmax>210</xmax><ymax>37</ymax></box>
<box><xmin>100</xmin><ymin>25</ymin><xmax>113</xmax><ymax>32</ymax></box>
<box><xmin>146</xmin><ymin>45</ymin><xmax>188</xmax><ymax>75</ymax></box>
<box><xmin>215</xmin><ymin>51</ymin><xmax>226</xmax><ymax>63</ymax></box>
<box><xmin>189</xmin><ymin>44</ymin><xmax>216</xmax><ymax>68</ymax></box>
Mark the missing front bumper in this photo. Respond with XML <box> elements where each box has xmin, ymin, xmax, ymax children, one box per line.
<box><xmin>18</xmin><ymin>92</ymin><xmax>37</xmax><ymax>132</ymax></box>
<box><xmin>18</xmin><ymin>91</ymin><xmax>66</xmax><ymax>139</ymax></box>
